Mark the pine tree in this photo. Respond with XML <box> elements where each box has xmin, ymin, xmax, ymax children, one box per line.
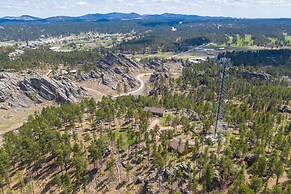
<box><xmin>249</xmin><ymin>176</ymin><xmax>263</xmax><ymax>193</ymax></box>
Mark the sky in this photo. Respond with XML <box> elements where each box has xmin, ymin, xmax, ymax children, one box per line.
<box><xmin>0</xmin><ymin>0</ymin><xmax>291</xmax><ymax>18</ymax></box>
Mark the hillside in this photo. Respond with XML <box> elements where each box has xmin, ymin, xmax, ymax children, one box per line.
<box><xmin>0</xmin><ymin>55</ymin><xmax>290</xmax><ymax>193</ymax></box>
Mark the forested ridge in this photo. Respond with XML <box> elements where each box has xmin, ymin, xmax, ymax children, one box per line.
<box><xmin>0</xmin><ymin>47</ymin><xmax>103</xmax><ymax>71</ymax></box>
<box><xmin>219</xmin><ymin>49</ymin><xmax>291</xmax><ymax>77</ymax></box>
<box><xmin>0</xmin><ymin>58</ymin><xmax>290</xmax><ymax>193</ymax></box>
<box><xmin>1</xmin><ymin>18</ymin><xmax>291</xmax><ymax>53</ymax></box>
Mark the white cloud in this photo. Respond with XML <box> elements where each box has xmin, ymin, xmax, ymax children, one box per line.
<box><xmin>76</xmin><ymin>1</ymin><xmax>88</xmax><ymax>6</ymax></box>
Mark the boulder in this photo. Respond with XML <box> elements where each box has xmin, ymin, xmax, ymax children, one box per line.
<box><xmin>90</xmin><ymin>71</ymin><xmax>100</xmax><ymax>78</ymax></box>
<box><xmin>0</xmin><ymin>90</ymin><xmax>9</xmax><ymax>102</ymax></box>
<box><xmin>278</xmin><ymin>105</ymin><xmax>291</xmax><ymax>113</ymax></box>
<box><xmin>163</xmin><ymin>168</ymin><xmax>174</xmax><ymax>181</ymax></box>
<box><xmin>149</xmin><ymin>67</ymin><xmax>170</xmax><ymax>83</ymax></box>
<box><xmin>121</xmin><ymin>161</ymin><xmax>127</xmax><ymax>169</ymax></box>
<box><xmin>180</xmin><ymin>188</ymin><xmax>190</xmax><ymax>194</ymax></box>
<box><xmin>141</xmin><ymin>180</ymin><xmax>155</xmax><ymax>194</ymax></box>
<box><xmin>0</xmin><ymin>106</ymin><xmax>9</xmax><ymax>110</ymax></box>
<box><xmin>135</xmin><ymin>176</ymin><xmax>143</xmax><ymax>184</ymax></box>
<box><xmin>114</xmin><ymin>67</ymin><xmax>124</xmax><ymax>74</ymax></box>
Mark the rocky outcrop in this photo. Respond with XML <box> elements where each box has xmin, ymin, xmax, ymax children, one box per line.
<box><xmin>278</xmin><ymin>105</ymin><xmax>291</xmax><ymax>113</ymax></box>
<box><xmin>22</xmin><ymin>76</ymin><xmax>88</xmax><ymax>103</ymax></box>
<box><xmin>242</xmin><ymin>70</ymin><xmax>271</xmax><ymax>80</ymax></box>
<box><xmin>97</xmin><ymin>52</ymin><xmax>142</xmax><ymax>70</ymax></box>
<box><xmin>19</xmin><ymin>79</ymin><xmax>44</xmax><ymax>103</ymax></box>
<box><xmin>93</xmin><ymin>52</ymin><xmax>142</xmax><ymax>89</ymax></box>
<box><xmin>149</xmin><ymin>85</ymin><xmax>166</xmax><ymax>96</ymax></box>
<box><xmin>149</xmin><ymin>66</ymin><xmax>170</xmax><ymax>82</ymax></box>
<box><xmin>0</xmin><ymin>72</ymin><xmax>89</xmax><ymax>110</ymax></box>
<box><xmin>0</xmin><ymin>73</ymin><xmax>17</xmax><ymax>102</ymax></box>
<box><xmin>101</xmin><ymin>53</ymin><xmax>139</xmax><ymax>69</ymax></box>
<box><xmin>74</xmin><ymin>53</ymin><xmax>142</xmax><ymax>91</ymax></box>
<box><xmin>147</xmin><ymin>60</ymin><xmax>163</xmax><ymax>69</ymax></box>
<box><xmin>75</xmin><ymin>71</ymin><xmax>102</xmax><ymax>81</ymax></box>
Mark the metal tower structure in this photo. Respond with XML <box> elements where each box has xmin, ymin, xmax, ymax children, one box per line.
<box><xmin>214</xmin><ymin>58</ymin><xmax>231</xmax><ymax>137</ymax></box>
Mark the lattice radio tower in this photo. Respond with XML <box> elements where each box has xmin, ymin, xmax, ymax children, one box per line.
<box><xmin>214</xmin><ymin>58</ymin><xmax>231</xmax><ymax>137</ymax></box>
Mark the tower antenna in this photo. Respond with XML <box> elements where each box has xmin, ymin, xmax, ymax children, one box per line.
<box><xmin>214</xmin><ymin>58</ymin><xmax>231</xmax><ymax>137</ymax></box>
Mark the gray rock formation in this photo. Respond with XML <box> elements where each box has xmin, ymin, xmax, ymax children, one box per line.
<box><xmin>149</xmin><ymin>66</ymin><xmax>170</xmax><ymax>82</ymax></box>
<box><xmin>242</xmin><ymin>70</ymin><xmax>271</xmax><ymax>80</ymax></box>
<box><xmin>135</xmin><ymin>176</ymin><xmax>143</xmax><ymax>184</ymax></box>
<box><xmin>149</xmin><ymin>85</ymin><xmax>166</xmax><ymax>96</ymax></box>
<box><xmin>74</xmin><ymin>53</ymin><xmax>142</xmax><ymax>91</ymax></box>
<box><xmin>97</xmin><ymin>52</ymin><xmax>142</xmax><ymax>70</ymax></box>
<box><xmin>94</xmin><ymin>52</ymin><xmax>142</xmax><ymax>89</ymax></box>
<box><xmin>0</xmin><ymin>73</ymin><xmax>18</xmax><ymax>103</ymax></box>
<box><xmin>0</xmin><ymin>72</ymin><xmax>89</xmax><ymax>110</ymax></box>
<box><xmin>75</xmin><ymin>71</ymin><xmax>101</xmax><ymax>81</ymax></box>
<box><xmin>147</xmin><ymin>60</ymin><xmax>162</xmax><ymax>69</ymax></box>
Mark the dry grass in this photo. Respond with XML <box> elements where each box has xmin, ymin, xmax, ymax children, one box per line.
<box><xmin>0</xmin><ymin>103</ymin><xmax>52</xmax><ymax>142</ymax></box>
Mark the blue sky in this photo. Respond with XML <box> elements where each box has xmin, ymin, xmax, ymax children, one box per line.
<box><xmin>0</xmin><ymin>0</ymin><xmax>291</xmax><ymax>18</ymax></box>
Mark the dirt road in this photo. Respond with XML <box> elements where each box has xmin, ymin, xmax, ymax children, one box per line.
<box><xmin>114</xmin><ymin>72</ymin><xmax>152</xmax><ymax>97</ymax></box>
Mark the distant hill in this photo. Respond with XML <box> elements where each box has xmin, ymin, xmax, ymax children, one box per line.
<box><xmin>43</xmin><ymin>16</ymin><xmax>81</xmax><ymax>22</ymax></box>
<box><xmin>79</xmin><ymin>12</ymin><xmax>142</xmax><ymax>21</ymax></box>
<box><xmin>2</xmin><ymin>15</ymin><xmax>41</xmax><ymax>21</ymax></box>
<box><xmin>0</xmin><ymin>12</ymin><xmax>226</xmax><ymax>23</ymax></box>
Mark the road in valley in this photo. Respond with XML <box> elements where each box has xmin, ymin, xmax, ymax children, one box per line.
<box><xmin>114</xmin><ymin>72</ymin><xmax>152</xmax><ymax>97</ymax></box>
<box><xmin>81</xmin><ymin>72</ymin><xmax>152</xmax><ymax>98</ymax></box>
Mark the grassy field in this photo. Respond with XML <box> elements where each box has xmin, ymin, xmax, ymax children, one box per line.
<box><xmin>0</xmin><ymin>104</ymin><xmax>50</xmax><ymax>144</ymax></box>
<box><xmin>100</xmin><ymin>128</ymin><xmax>135</xmax><ymax>149</ymax></box>
<box><xmin>131</xmin><ymin>52</ymin><xmax>176</xmax><ymax>59</ymax></box>
<box><xmin>218</xmin><ymin>34</ymin><xmax>254</xmax><ymax>47</ymax></box>
<box><xmin>268</xmin><ymin>37</ymin><xmax>277</xmax><ymax>43</ymax></box>
<box><xmin>228</xmin><ymin>36</ymin><xmax>233</xmax><ymax>45</ymax></box>
<box><xmin>244</xmin><ymin>34</ymin><xmax>254</xmax><ymax>45</ymax></box>
<box><xmin>229</xmin><ymin>34</ymin><xmax>253</xmax><ymax>46</ymax></box>
<box><xmin>285</xmin><ymin>36</ymin><xmax>291</xmax><ymax>44</ymax></box>
<box><xmin>266</xmin><ymin>36</ymin><xmax>291</xmax><ymax>45</ymax></box>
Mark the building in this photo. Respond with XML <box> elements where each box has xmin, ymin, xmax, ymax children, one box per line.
<box><xmin>169</xmin><ymin>138</ymin><xmax>193</xmax><ymax>155</ymax></box>
<box><xmin>143</xmin><ymin>106</ymin><xmax>165</xmax><ymax>117</ymax></box>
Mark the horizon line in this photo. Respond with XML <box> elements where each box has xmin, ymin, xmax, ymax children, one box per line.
<box><xmin>1</xmin><ymin>12</ymin><xmax>291</xmax><ymax>20</ymax></box>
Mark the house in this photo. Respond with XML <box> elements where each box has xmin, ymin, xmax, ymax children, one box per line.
<box><xmin>69</xmin><ymin>69</ymin><xmax>77</xmax><ymax>74</ymax></box>
<box><xmin>59</xmin><ymin>69</ymin><xmax>68</xmax><ymax>75</ymax></box>
<box><xmin>169</xmin><ymin>138</ymin><xmax>193</xmax><ymax>155</ymax></box>
<box><xmin>143</xmin><ymin>106</ymin><xmax>165</xmax><ymax>117</ymax></box>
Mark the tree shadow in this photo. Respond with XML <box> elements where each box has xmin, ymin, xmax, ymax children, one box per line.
<box><xmin>40</xmin><ymin>177</ymin><xmax>55</xmax><ymax>194</ymax></box>
<box><xmin>116</xmin><ymin>180</ymin><xmax>127</xmax><ymax>190</ymax></box>
<box><xmin>87</xmin><ymin>167</ymin><xmax>98</xmax><ymax>183</ymax></box>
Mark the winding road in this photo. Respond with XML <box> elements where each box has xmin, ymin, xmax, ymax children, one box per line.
<box><xmin>81</xmin><ymin>72</ymin><xmax>152</xmax><ymax>98</ymax></box>
<box><xmin>114</xmin><ymin>72</ymin><xmax>152</xmax><ymax>97</ymax></box>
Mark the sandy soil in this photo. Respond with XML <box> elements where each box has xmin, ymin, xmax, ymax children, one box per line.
<box><xmin>0</xmin><ymin>103</ymin><xmax>53</xmax><ymax>143</ymax></box>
